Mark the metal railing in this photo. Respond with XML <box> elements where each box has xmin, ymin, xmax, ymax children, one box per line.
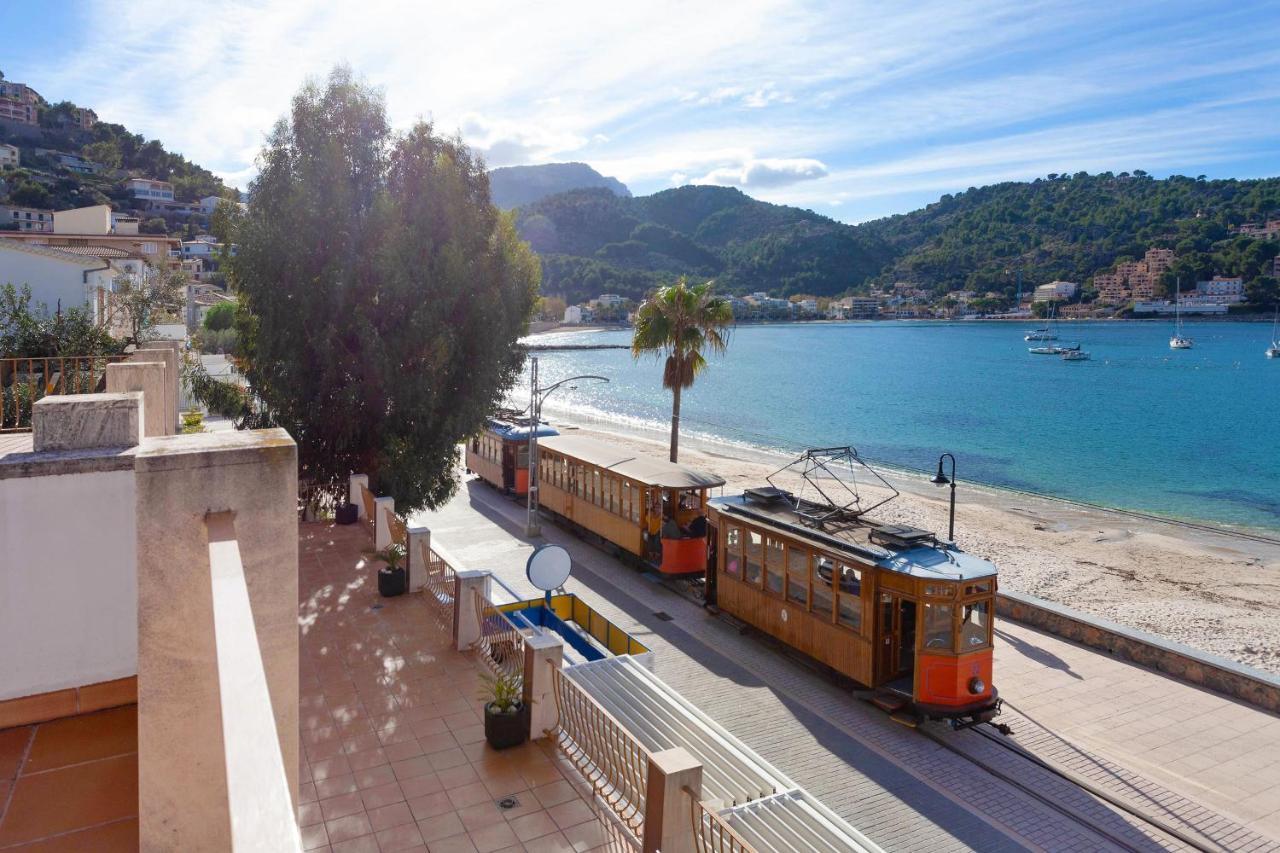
<box><xmin>690</xmin><ymin>793</ymin><xmax>758</xmax><ymax>853</ymax></box>
<box><xmin>418</xmin><ymin>538</ymin><xmax>456</xmax><ymax>619</ymax></box>
<box><xmin>473</xmin><ymin>590</ymin><xmax>525</xmax><ymax>681</ymax></box>
<box><xmin>384</xmin><ymin>507</ymin><xmax>407</xmax><ymax>547</ymax></box>
<box><xmin>358</xmin><ymin>483</ymin><xmax>376</xmax><ymax>531</ymax></box>
<box><xmin>549</xmin><ymin>664</ymin><xmax>649</xmax><ymax>842</ymax></box>
<box><xmin>1</xmin><ymin>355</ymin><xmax>127</xmax><ymax>432</ymax></box>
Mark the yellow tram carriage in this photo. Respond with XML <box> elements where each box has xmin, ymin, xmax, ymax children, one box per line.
<box><xmin>533</xmin><ymin>435</ymin><xmax>725</xmax><ymax>575</ymax></box>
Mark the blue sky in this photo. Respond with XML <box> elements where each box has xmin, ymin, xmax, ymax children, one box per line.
<box><xmin>4</xmin><ymin>1</ymin><xmax>1278</xmax><ymax>223</ymax></box>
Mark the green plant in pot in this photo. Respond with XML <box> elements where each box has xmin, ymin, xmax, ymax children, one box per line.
<box><xmin>478</xmin><ymin>670</ymin><xmax>529</xmax><ymax>749</ymax></box>
<box><xmin>364</xmin><ymin>543</ymin><xmax>407</xmax><ymax>597</ymax></box>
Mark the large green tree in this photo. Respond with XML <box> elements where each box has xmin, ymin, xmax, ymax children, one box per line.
<box><xmin>631</xmin><ymin>277</ymin><xmax>732</xmax><ymax>462</ymax></box>
<box><xmin>231</xmin><ymin>67</ymin><xmax>539</xmax><ymax>510</ymax></box>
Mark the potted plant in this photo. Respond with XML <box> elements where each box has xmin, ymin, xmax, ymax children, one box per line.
<box><xmin>365</xmin><ymin>544</ymin><xmax>407</xmax><ymax>597</ymax></box>
<box><xmin>478</xmin><ymin>671</ymin><xmax>529</xmax><ymax>749</ymax></box>
<box><xmin>335</xmin><ymin>502</ymin><xmax>359</xmax><ymax>525</ymax></box>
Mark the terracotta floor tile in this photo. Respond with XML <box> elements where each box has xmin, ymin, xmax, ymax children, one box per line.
<box><xmin>385</xmin><ymin>740</ymin><xmax>426</xmax><ymax>762</ymax></box>
<box><xmin>427</xmin><ymin>833</ymin><xmax>479</xmax><ymax>853</ymax></box>
<box><xmin>314</xmin><ymin>773</ymin><xmax>359</xmax><ymax>799</ymax></box>
<box><xmin>547</xmin><ymin>799</ymin><xmax>595</xmax><ymax>831</ymax></box>
<box><xmin>0</xmin><ymin>753</ymin><xmax>138</xmax><ymax>845</ymax></box>
<box><xmin>353</xmin><ymin>764</ymin><xmax>397</xmax><ymax>790</ymax></box>
<box><xmin>468</xmin><ymin>820</ymin><xmax>520</xmax><ymax>853</ymax></box>
<box><xmin>0</xmin><ymin>726</ymin><xmax>33</xmax><ymax>780</ymax></box>
<box><xmin>452</xmin><ymin>725</ymin><xmax>485</xmax><ymax>746</ymax></box>
<box><xmin>311</xmin><ymin>756</ymin><xmax>353</xmax><ymax>781</ymax></box>
<box><xmin>361</xmin><ymin>780</ymin><xmax>405</xmax><ymax>810</ymax></box>
<box><xmin>418</xmin><ymin>733</ymin><xmax>458</xmax><ymax>755</ymax></box>
<box><xmin>368</xmin><ymin>800</ymin><xmax>415</xmax><ymax>832</ymax></box>
<box><xmin>416</xmin><ymin>811</ymin><xmax>465</xmax><ymax>842</ymax></box>
<box><xmin>497</xmin><ymin>790</ymin><xmax>543</xmax><ymax>822</ymax></box>
<box><xmin>398</xmin><ymin>772</ymin><xmax>443</xmax><ymax>800</ymax></box>
<box><xmin>1</xmin><ymin>817</ymin><xmax>138</xmax><ymax>852</ymax></box>
<box><xmin>518</xmin><ymin>763</ymin><xmax>564</xmax><ymax>788</ymax></box>
<box><xmin>300</xmin><ymin>800</ymin><xmax>325</xmax><ymax>826</ymax></box>
<box><xmin>407</xmin><ymin>791</ymin><xmax>454</xmax><ymax>821</ymax></box>
<box><xmin>510</xmin><ymin>810</ymin><xmax>559</xmax><ymax>842</ymax></box>
<box><xmin>22</xmin><ymin>706</ymin><xmax>137</xmax><ymax>773</ymax></box>
<box><xmin>530</xmin><ymin>780</ymin><xmax>577</xmax><ymax>810</ymax></box>
<box><xmin>319</xmin><ymin>791</ymin><xmax>366</xmax><ymax>821</ymax></box>
<box><xmin>331</xmin><ymin>832</ymin><xmax>380</xmax><ymax>853</ymax></box>
<box><xmin>392</xmin><ymin>755</ymin><xmax>436</xmax><ymax>781</ymax></box>
<box><xmin>447</xmin><ymin>781</ymin><xmax>492</xmax><ymax>811</ymax></box>
<box><xmin>302</xmin><ymin>821</ymin><xmax>331</xmax><ymax>850</ymax></box>
<box><xmin>435</xmin><ymin>763</ymin><xmax>478</xmax><ymax>789</ymax></box>
<box><xmin>377</xmin><ymin>821</ymin><xmax>427</xmax><ymax>851</ymax></box>
<box><xmin>562</xmin><ymin>818</ymin><xmax>608</xmax><ymax>852</ymax></box>
<box><xmin>346</xmin><ymin>747</ymin><xmax>389</xmax><ymax>771</ymax></box>
<box><xmin>522</xmin><ymin>830</ymin><xmax>576</xmax><ymax>853</ymax></box>
<box><xmin>428</xmin><ymin>748</ymin><xmax>469</xmax><ymax>771</ymax></box>
<box><xmin>300</xmin><ymin>781</ymin><xmax>319</xmax><ymax>803</ymax></box>
<box><xmin>325</xmin><ymin>812</ymin><xmax>374</xmax><ymax>844</ymax></box>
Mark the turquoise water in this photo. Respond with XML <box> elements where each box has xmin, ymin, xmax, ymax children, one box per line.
<box><xmin>520</xmin><ymin>321</ymin><xmax>1280</xmax><ymax>532</ymax></box>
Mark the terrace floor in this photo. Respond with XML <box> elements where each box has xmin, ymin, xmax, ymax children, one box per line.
<box><xmin>298</xmin><ymin>521</ymin><xmax>614</xmax><ymax>853</ymax></box>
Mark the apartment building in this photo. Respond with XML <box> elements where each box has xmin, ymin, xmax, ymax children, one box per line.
<box><xmin>73</xmin><ymin>106</ymin><xmax>97</xmax><ymax>129</ymax></box>
<box><xmin>125</xmin><ymin>178</ymin><xmax>176</xmax><ymax>202</ymax></box>
<box><xmin>1093</xmin><ymin>272</ymin><xmax>1127</xmax><ymax>304</ymax></box>
<box><xmin>0</xmin><ymin>143</ymin><xmax>18</xmax><ymax>169</ymax></box>
<box><xmin>1</xmin><ymin>204</ymin><xmax>181</xmax><ymax>266</ymax></box>
<box><xmin>1144</xmin><ymin>247</ymin><xmax>1176</xmax><ymax>276</ymax></box>
<box><xmin>1033</xmin><ymin>280</ymin><xmax>1078</xmax><ymax>302</ymax></box>
<box><xmin>1194</xmin><ymin>276</ymin><xmax>1245</xmax><ymax>304</ymax></box>
<box><xmin>0</xmin><ymin>205</ymin><xmax>54</xmax><ymax>233</ymax></box>
<box><xmin>1129</xmin><ymin>270</ymin><xmax>1157</xmax><ymax>300</ymax></box>
<box><xmin>0</xmin><ymin>80</ymin><xmax>40</xmax><ymax>125</ymax></box>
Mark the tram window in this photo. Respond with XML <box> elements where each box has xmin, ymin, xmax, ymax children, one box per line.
<box><xmin>621</xmin><ymin>481</ymin><xmax>630</xmax><ymax>519</ymax></box>
<box><xmin>725</xmin><ymin>526</ymin><xmax>742</xmax><ymax>576</ymax></box>
<box><xmin>923</xmin><ymin>604</ymin><xmax>953</xmax><ymax>651</ymax></box>
<box><xmin>744</xmin><ymin>530</ymin><xmax>763</xmax><ymax>586</ymax></box>
<box><xmin>631</xmin><ymin>485</ymin><xmax>641</xmax><ymax>522</ymax></box>
<box><xmin>965</xmin><ymin>582</ymin><xmax>991</xmax><ymax>596</ymax></box>
<box><xmin>836</xmin><ymin>563</ymin><xmax>862</xmax><ymax>631</ymax></box>
<box><xmin>764</xmin><ymin>537</ymin><xmax>785</xmax><ymax>596</ymax></box>
<box><xmin>612</xmin><ymin>479</ymin><xmax>621</xmax><ymax>515</ymax></box>
<box><xmin>811</xmin><ymin>556</ymin><xmax>835</xmax><ymax>620</ymax></box>
<box><xmin>576</xmin><ymin>465</ymin><xmax>585</xmax><ymax>498</ymax></box>
<box><xmin>786</xmin><ymin>547</ymin><xmax>809</xmax><ymax>606</ymax></box>
<box><xmin>960</xmin><ymin>601</ymin><xmax>990</xmax><ymax>648</ymax></box>
<box><xmin>925</xmin><ymin>584</ymin><xmax>953</xmax><ymax>597</ymax></box>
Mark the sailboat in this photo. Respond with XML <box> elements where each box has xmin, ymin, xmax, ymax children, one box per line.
<box><xmin>1028</xmin><ymin>304</ymin><xmax>1067</xmax><ymax>353</ymax></box>
<box><xmin>1267</xmin><ymin>307</ymin><xmax>1280</xmax><ymax>359</ymax></box>
<box><xmin>1170</xmin><ymin>278</ymin><xmax>1194</xmax><ymax>349</ymax></box>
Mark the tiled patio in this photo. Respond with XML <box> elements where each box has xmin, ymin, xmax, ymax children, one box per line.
<box><xmin>299</xmin><ymin>522</ymin><xmax>614</xmax><ymax>853</ymax></box>
<box><xmin>0</xmin><ymin>706</ymin><xmax>138</xmax><ymax>851</ymax></box>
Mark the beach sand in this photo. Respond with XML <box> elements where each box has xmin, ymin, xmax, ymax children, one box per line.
<box><xmin>541</xmin><ymin>409</ymin><xmax>1280</xmax><ymax>676</ymax></box>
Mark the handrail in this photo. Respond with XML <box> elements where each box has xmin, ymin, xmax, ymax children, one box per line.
<box><xmin>548</xmin><ymin>663</ymin><xmax>648</xmax><ymax>839</ymax></box>
<box><xmin>383</xmin><ymin>506</ymin><xmax>407</xmax><ymax>547</ymax></box>
<box><xmin>417</xmin><ymin>538</ymin><xmax>456</xmax><ymax>611</ymax></box>
<box><xmin>473</xmin><ymin>588</ymin><xmax>525</xmax><ymax>681</ymax></box>
<box><xmin>206</xmin><ymin>511</ymin><xmax>303</xmax><ymax>851</ymax></box>
<box><xmin>688</xmin><ymin>790</ymin><xmax>758</xmax><ymax>853</ymax></box>
<box><xmin>1</xmin><ymin>354</ymin><xmax>127</xmax><ymax>433</ymax></box>
<box><xmin>358</xmin><ymin>483</ymin><xmax>376</xmax><ymax>528</ymax></box>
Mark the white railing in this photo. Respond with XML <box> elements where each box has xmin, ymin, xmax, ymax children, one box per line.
<box><xmin>206</xmin><ymin>511</ymin><xmax>302</xmax><ymax>852</ymax></box>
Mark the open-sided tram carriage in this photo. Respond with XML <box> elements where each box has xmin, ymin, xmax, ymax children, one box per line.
<box><xmin>465</xmin><ymin>416</ymin><xmax>560</xmax><ymax>496</ymax></box>
<box><xmin>704</xmin><ymin>449</ymin><xmax>1000</xmax><ymax>725</ymax></box>
<box><xmin>533</xmin><ymin>435</ymin><xmax>725</xmax><ymax>575</ymax></box>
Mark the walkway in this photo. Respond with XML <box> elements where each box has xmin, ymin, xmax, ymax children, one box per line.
<box><xmin>411</xmin><ymin>476</ymin><xmax>1280</xmax><ymax>852</ymax></box>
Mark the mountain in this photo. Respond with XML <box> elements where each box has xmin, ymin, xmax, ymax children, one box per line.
<box><xmin>515</xmin><ymin>185</ymin><xmax>894</xmax><ymax>303</ymax></box>
<box><xmin>489</xmin><ymin>162</ymin><xmax>630</xmax><ymax>210</ymax></box>
<box><xmin>513</xmin><ymin>173</ymin><xmax>1280</xmax><ymax>305</ymax></box>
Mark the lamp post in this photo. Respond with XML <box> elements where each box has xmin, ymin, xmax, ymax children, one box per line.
<box><xmin>930</xmin><ymin>452</ymin><xmax>957</xmax><ymax>544</ymax></box>
<box><xmin>525</xmin><ymin>356</ymin><xmax>609</xmax><ymax>537</ymax></box>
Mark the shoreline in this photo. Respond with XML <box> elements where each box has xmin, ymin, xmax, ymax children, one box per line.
<box><xmin>538</xmin><ymin>401</ymin><xmax>1280</xmax><ymax>675</ymax></box>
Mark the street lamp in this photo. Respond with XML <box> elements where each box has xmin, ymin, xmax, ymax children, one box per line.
<box><xmin>931</xmin><ymin>452</ymin><xmax>957</xmax><ymax>544</ymax></box>
<box><xmin>525</xmin><ymin>356</ymin><xmax>609</xmax><ymax>537</ymax></box>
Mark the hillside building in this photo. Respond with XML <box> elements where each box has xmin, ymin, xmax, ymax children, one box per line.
<box><xmin>1194</xmin><ymin>276</ymin><xmax>1245</xmax><ymax>304</ymax></box>
<box><xmin>0</xmin><ymin>143</ymin><xmax>18</xmax><ymax>169</ymax></box>
<box><xmin>126</xmin><ymin>178</ymin><xmax>176</xmax><ymax>202</ymax></box>
<box><xmin>0</xmin><ymin>80</ymin><xmax>41</xmax><ymax>125</ymax></box>
<box><xmin>0</xmin><ymin>239</ymin><xmax>142</xmax><ymax>325</ymax></box>
<box><xmin>1033</xmin><ymin>281</ymin><xmax>1078</xmax><ymax>302</ymax></box>
<box><xmin>0</xmin><ymin>205</ymin><xmax>54</xmax><ymax>233</ymax></box>
<box><xmin>1</xmin><ymin>205</ymin><xmax>180</xmax><ymax>266</ymax></box>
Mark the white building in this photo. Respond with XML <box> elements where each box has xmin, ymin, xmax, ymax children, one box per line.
<box><xmin>126</xmin><ymin>178</ymin><xmax>175</xmax><ymax>202</ymax></box>
<box><xmin>1194</xmin><ymin>277</ymin><xmax>1245</xmax><ymax>304</ymax></box>
<box><xmin>198</xmin><ymin>195</ymin><xmax>248</xmax><ymax>216</ymax></box>
<box><xmin>0</xmin><ymin>143</ymin><xmax>18</xmax><ymax>169</ymax></box>
<box><xmin>1133</xmin><ymin>300</ymin><xmax>1227</xmax><ymax>315</ymax></box>
<box><xmin>0</xmin><ymin>239</ymin><xmax>133</xmax><ymax>325</ymax></box>
<box><xmin>591</xmin><ymin>293</ymin><xmax>626</xmax><ymax>309</ymax></box>
<box><xmin>563</xmin><ymin>305</ymin><xmax>584</xmax><ymax>324</ymax></box>
<box><xmin>1033</xmin><ymin>281</ymin><xmax>1079</xmax><ymax>302</ymax></box>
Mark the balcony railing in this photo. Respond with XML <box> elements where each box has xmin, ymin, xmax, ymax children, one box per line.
<box><xmin>1</xmin><ymin>355</ymin><xmax>127</xmax><ymax>432</ymax></box>
<box><xmin>474</xmin><ymin>590</ymin><xmax>525</xmax><ymax>681</ymax></box>
<box><xmin>417</xmin><ymin>537</ymin><xmax>456</xmax><ymax>620</ymax></box>
<box><xmin>690</xmin><ymin>793</ymin><xmax>758</xmax><ymax>853</ymax></box>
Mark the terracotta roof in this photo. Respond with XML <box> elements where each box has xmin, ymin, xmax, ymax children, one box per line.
<box><xmin>0</xmin><ymin>238</ymin><xmax>113</xmax><ymax>268</ymax></box>
<box><xmin>48</xmin><ymin>245</ymin><xmax>131</xmax><ymax>258</ymax></box>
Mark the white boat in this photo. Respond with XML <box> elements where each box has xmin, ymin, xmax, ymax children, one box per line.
<box><xmin>1267</xmin><ymin>307</ymin><xmax>1279</xmax><ymax>358</ymax></box>
<box><xmin>1170</xmin><ymin>278</ymin><xmax>1194</xmax><ymax>349</ymax></box>
<box><xmin>1024</xmin><ymin>328</ymin><xmax>1058</xmax><ymax>341</ymax></box>
<box><xmin>1062</xmin><ymin>349</ymin><xmax>1091</xmax><ymax>361</ymax></box>
<box><xmin>1028</xmin><ymin>345</ymin><xmax>1059</xmax><ymax>354</ymax></box>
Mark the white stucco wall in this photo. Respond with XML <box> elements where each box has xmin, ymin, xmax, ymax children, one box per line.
<box><xmin>0</xmin><ymin>467</ymin><xmax>138</xmax><ymax>700</ymax></box>
<box><xmin>0</xmin><ymin>244</ymin><xmax>102</xmax><ymax>314</ymax></box>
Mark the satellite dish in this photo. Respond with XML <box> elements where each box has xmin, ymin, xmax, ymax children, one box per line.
<box><xmin>526</xmin><ymin>544</ymin><xmax>571</xmax><ymax>593</ymax></box>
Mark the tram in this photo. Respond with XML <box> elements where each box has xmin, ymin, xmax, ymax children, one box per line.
<box><xmin>465</xmin><ymin>416</ymin><xmax>560</xmax><ymax>496</ymax></box>
<box><xmin>533</xmin><ymin>435</ymin><xmax>725</xmax><ymax>575</ymax></box>
<box><xmin>704</xmin><ymin>448</ymin><xmax>1000</xmax><ymax>725</ymax></box>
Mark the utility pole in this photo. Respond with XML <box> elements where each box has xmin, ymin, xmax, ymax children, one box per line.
<box><xmin>526</xmin><ymin>357</ymin><xmax>541</xmax><ymax>537</ymax></box>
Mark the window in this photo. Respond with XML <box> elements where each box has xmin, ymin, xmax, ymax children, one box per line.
<box><xmin>925</xmin><ymin>584</ymin><xmax>953</xmax><ymax>598</ymax></box>
<box><xmin>621</xmin><ymin>480</ymin><xmax>631</xmax><ymax>520</ymax></box>
<box><xmin>142</xmin><ymin>242</ymin><xmax>156</xmax><ymax>254</ymax></box>
<box><xmin>786</xmin><ymin>547</ymin><xmax>809</xmax><ymax>606</ymax></box>
<box><xmin>724</xmin><ymin>526</ymin><xmax>742</xmax><ymax>576</ymax></box>
<box><xmin>591</xmin><ymin>470</ymin><xmax>601</xmax><ymax>505</ymax></box>
<box><xmin>764</xmin><ymin>537</ymin><xmax>784</xmax><ymax>596</ymax></box>
<box><xmin>960</xmin><ymin>601</ymin><xmax>990</xmax><ymax>649</ymax></box>
<box><xmin>630</xmin><ymin>484</ymin><xmax>641</xmax><ymax>522</ymax></box>
<box><xmin>811</xmin><ymin>555</ymin><xmax>835</xmax><ymax>620</ymax></box>
<box><xmin>744</xmin><ymin>530</ymin><xmax>763</xmax><ymax>586</ymax></box>
<box><xmin>610</xmin><ymin>478</ymin><xmax>620</xmax><ymax>515</ymax></box>
<box><xmin>923</xmin><ymin>604</ymin><xmax>953</xmax><ymax>651</ymax></box>
<box><xmin>836</xmin><ymin>563</ymin><xmax>862</xmax><ymax>632</ymax></box>
<box><xmin>965</xmin><ymin>581</ymin><xmax>991</xmax><ymax>596</ymax></box>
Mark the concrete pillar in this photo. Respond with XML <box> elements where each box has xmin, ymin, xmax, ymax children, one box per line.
<box><xmin>454</xmin><ymin>571</ymin><xmax>490</xmax><ymax>651</ymax></box>
<box><xmin>134</xmin><ymin>428</ymin><xmax>299</xmax><ymax>852</ymax></box>
<box><xmin>523</xmin><ymin>633</ymin><xmax>564</xmax><ymax>740</ymax></box>
<box><xmin>106</xmin><ymin>361</ymin><xmax>168</xmax><ymax>438</ymax></box>
<box><xmin>349</xmin><ymin>474</ymin><xmax>369</xmax><ymax>518</ymax></box>
<box><xmin>642</xmin><ymin>748</ymin><xmax>703</xmax><ymax>853</ymax></box>
<box><xmin>407</xmin><ymin>526</ymin><xmax>430</xmax><ymax>592</ymax></box>
<box><xmin>31</xmin><ymin>392</ymin><xmax>143</xmax><ymax>452</ymax></box>
<box><xmin>130</xmin><ymin>345</ymin><xmax>179</xmax><ymax>435</ymax></box>
<box><xmin>374</xmin><ymin>496</ymin><xmax>395</xmax><ymax>550</ymax></box>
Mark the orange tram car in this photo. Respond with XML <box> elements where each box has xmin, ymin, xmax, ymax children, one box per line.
<box><xmin>466</xmin><ymin>416</ymin><xmax>562</xmax><ymax>496</ymax></box>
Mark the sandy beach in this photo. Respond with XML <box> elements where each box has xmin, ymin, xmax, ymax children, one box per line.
<box><xmin>540</xmin><ymin>407</ymin><xmax>1280</xmax><ymax>676</ymax></box>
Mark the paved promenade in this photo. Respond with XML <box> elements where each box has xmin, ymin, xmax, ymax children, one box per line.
<box><xmin>411</xmin><ymin>477</ymin><xmax>1280</xmax><ymax>853</ymax></box>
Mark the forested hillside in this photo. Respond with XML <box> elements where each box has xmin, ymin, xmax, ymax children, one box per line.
<box><xmin>514</xmin><ymin>172</ymin><xmax>1280</xmax><ymax>306</ymax></box>
<box><xmin>489</xmin><ymin>162</ymin><xmax>629</xmax><ymax>209</ymax></box>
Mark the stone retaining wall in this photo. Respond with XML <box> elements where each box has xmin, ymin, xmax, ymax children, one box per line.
<box><xmin>997</xmin><ymin>590</ymin><xmax>1280</xmax><ymax>714</ymax></box>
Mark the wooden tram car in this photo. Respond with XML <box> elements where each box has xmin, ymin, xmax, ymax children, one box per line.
<box><xmin>705</xmin><ymin>486</ymin><xmax>1000</xmax><ymax>724</ymax></box>
<box><xmin>532</xmin><ymin>435</ymin><xmax>725</xmax><ymax>575</ymax></box>
<box><xmin>466</xmin><ymin>416</ymin><xmax>561</xmax><ymax>496</ymax></box>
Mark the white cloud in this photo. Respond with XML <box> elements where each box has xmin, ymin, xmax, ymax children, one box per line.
<box><xmin>457</xmin><ymin>113</ymin><xmax>587</xmax><ymax>167</ymax></box>
<box><xmin>695</xmin><ymin>158</ymin><xmax>829</xmax><ymax>188</ymax></box>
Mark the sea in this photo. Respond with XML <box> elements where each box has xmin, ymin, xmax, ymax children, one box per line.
<box><xmin>518</xmin><ymin>320</ymin><xmax>1280</xmax><ymax>533</ymax></box>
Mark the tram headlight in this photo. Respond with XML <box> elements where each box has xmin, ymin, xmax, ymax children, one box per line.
<box><xmin>968</xmin><ymin>677</ymin><xmax>986</xmax><ymax>695</ymax></box>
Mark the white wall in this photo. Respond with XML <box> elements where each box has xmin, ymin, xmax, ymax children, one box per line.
<box><xmin>0</xmin><ymin>468</ymin><xmax>138</xmax><ymax>700</ymax></box>
<box><xmin>0</xmin><ymin>245</ymin><xmax>100</xmax><ymax>314</ymax></box>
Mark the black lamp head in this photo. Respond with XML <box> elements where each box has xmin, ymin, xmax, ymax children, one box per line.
<box><xmin>931</xmin><ymin>461</ymin><xmax>949</xmax><ymax>486</ymax></box>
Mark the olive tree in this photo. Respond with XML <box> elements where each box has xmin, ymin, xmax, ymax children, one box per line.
<box><xmin>231</xmin><ymin>67</ymin><xmax>539</xmax><ymax>510</ymax></box>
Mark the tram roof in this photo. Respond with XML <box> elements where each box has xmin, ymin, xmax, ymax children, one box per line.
<box><xmin>486</xmin><ymin>418</ymin><xmax>560</xmax><ymax>440</ymax></box>
<box><xmin>709</xmin><ymin>493</ymin><xmax>997</xmax><ymax>581</ymax></box>
<box><xmin>539</xmin><ymin>435</ymin><xmax>727</xmax><ymax>489</ymax></box>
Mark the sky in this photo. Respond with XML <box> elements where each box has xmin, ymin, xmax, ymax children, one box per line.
<box><xmin>4</xmin><ymin>1</ymin><xmax>1279</xmax><ymax>223</ymax></box>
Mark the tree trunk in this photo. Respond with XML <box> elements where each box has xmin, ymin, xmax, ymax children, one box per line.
<box><xmin>669</xmin><ymin>384</ymin><xmax>681</xmax><ymax>463</ymax></box>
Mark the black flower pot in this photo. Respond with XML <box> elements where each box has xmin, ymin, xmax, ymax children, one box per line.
<box><xmin>335</xmin><ymin>503</ymin><xmax>359</xmax><ymax>525</ymax></box>
<box><xmin>484</xmin><ymin>702</ymin><xmax>529</xmax><ymax>750</ymax></box>
<box><xmin>378</xmin><ymin>566</ymin><xmax>407</xmax><ymax>597</ymax></box>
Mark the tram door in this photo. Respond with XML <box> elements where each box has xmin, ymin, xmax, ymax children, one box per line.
<box><xmin>704</xmin><ymin>522</ymin><xmax>719</xmax><ymax>606</ymax></box>
<box><xmin>878</xmin><ymin>594</ymin><xmax>918</xmax><ymax>685</ymax></box>
<box><xmin>501</xmin><ymin>444</ymin><xmax>516</xmax><ymax>490</ymax></box>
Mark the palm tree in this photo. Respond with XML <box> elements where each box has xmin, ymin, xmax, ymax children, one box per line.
<box><xmin>631</xmin><ymin>277</ymin><xmax>733</xmax><ymax>462</ymax></box>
